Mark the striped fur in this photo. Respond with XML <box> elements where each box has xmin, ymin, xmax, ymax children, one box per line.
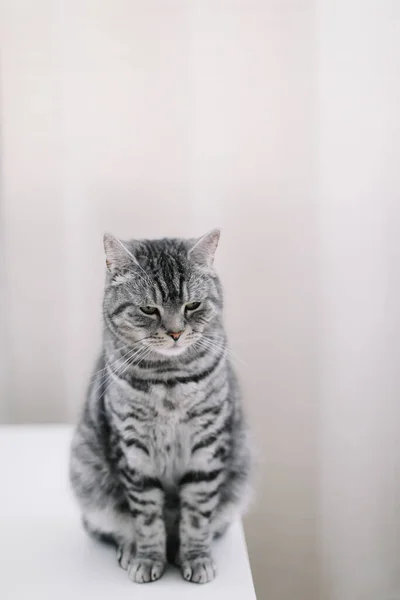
<box><xmin>69</xmin><ymin>231</ymin><xmax>252</xmax><ymax>584</ymax></box>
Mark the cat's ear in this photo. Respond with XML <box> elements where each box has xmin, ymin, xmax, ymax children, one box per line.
<box><xmin>103</xmin><ymin>233</ymin><xmax>138</xmax><ymax>272</ymax></box>
<box><xmin>188</xmin><ymin>228</ymin><xmax>220</xmax><ymax>268</ymax></box>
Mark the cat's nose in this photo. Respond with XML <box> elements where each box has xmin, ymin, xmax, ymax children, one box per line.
<box><xmin>167</xmin><ymin>331</ymin><xmax>183</xmax><ymax>342</ymax></box>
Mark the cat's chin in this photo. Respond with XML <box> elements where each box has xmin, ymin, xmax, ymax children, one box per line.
<box><xmin>153</xmin><ymin>346</ymin><xmax>188</xmax><ymax>358</ymax></box>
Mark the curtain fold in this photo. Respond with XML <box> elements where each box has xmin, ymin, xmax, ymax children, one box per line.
<box><xmin>317</xmin><ymin>1</ymin><xmax>400</xmax><ymax>597</ymax></box>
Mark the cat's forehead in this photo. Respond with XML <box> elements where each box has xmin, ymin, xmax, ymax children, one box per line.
<box><xmin>132</xmin><ymin>239</ymin><xmax>209</xmax><ymax>301</ymax></box>
<box><xmin>134</xmin><ymin>239</ymin><xmax>188</xmax><ymax>282</ymax></box>
<box><xmin>138</xmin><ymin>239</ymin><xmax>187</xmax><ymax>267</ymax></box>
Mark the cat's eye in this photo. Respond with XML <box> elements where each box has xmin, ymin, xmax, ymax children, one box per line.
<box><xmin>185</xmin><ymin>301</ymin><xmax>201</xmax><ymax>312</ymax></box>
<box><xmin>140</xmin><ymin>306</ymin><xmax>159</xmax><ymax>316</ymax></box>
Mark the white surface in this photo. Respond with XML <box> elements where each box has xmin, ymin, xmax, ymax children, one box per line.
<box><xmin>0</xmin><ymin>426</ymin><xmax>256</xmax><ymax>599</ymax></box>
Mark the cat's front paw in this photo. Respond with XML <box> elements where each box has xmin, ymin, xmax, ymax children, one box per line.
<box><xmin>116</xmin><ymin>543</ymin><xmax>134</xmax><ymax>570</ymax></box>
<box><xmin>128</xmin><ymin>558</ymin><xmax>165</xmax><ymax>583</ymax></box>
<box><xmin>181</xmin><ymin>555</ymin><xmax>216</xmax><ymax>584</ymax></box>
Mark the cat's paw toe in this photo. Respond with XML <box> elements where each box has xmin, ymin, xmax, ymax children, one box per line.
<box><xmin>181</xmin><ymin>555</ymin><xmax>216</xmax><ymax>584</ymax></box>
<box><xmin>128</xmin><ymin>558</ymin><xmax>165</xmax><ymax>583</ymax></box>
<box><xmin>116</xmin><ymin>543</ymin><xmax>134</xmax><ymax>570</ymax></box>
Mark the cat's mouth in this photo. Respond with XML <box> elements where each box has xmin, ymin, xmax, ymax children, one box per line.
<box><xmin>152</xmin><ymin>345</ymin><xmax>188</xmax><ymax>357</ymax></box>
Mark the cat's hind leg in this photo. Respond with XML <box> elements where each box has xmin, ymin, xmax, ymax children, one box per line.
<box><xmin>82</xmin><ymin>502</ymin><xmax>136</xmax><ymax>570</ymax></box>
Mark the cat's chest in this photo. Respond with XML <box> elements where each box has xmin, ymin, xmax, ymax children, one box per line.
<box><xmin>148</xmin><ymin>386</ymin><xmax>192</xmax><ymax>484</ymax></box>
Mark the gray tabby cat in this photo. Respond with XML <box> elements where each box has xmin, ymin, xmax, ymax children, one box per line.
<box><xmin>69</xmin><ymin>230</ymin><xmax>251</xmax><ymax>584</ymax></box>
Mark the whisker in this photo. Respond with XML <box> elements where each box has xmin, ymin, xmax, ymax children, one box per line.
<box><xmin>92</xmin><ymin>334</ymin><xmax>158</xmax><ymax>381</ymax></box>
<box><xmin>98</xmin><ymin>344</ymin><xmax>155</xmax><ymax>400</ymax></box>
<box><xmin>92</xmin><ymin>345</ymin><xmax>140</xmax><ymax>380</ymax></box>
<box><xmin>201</xmin><ymin>335</ymin><xmax>244</xmax><ymax>359</ymax></box>
<box><xmin>90</xmin><ymin>345</ymin><xmax>132</xmax><ymax>379</ymax></box>
<box><xmin>196</xmin><ymin>337</ymin><xmax>247</xmax><ymax>367</ymax></box>
<box><xmin>135</xmin><ymin>347</ymin><xmax>155</xmax><ymax>368</ymax></box>
<box><xmin>93</xmin><ymin>346</ymin><xmax>143</xmax><ymax>397</ymax></box>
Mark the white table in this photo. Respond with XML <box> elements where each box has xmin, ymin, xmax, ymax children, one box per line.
<box><xmin>0</xmin><ymin>426</ymin><xmax>256</xmax><ymax>599</ymax></box>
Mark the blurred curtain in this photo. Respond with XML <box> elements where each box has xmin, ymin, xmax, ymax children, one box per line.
<box><xmin>317</xmin><ymin>1</ymin><xmax>400</xmax><ymax>598</ymax></box>
<box><xmin>1</xmin><ymin>1</ymin><xmax>400</xmax><ymax>599</ymax></box>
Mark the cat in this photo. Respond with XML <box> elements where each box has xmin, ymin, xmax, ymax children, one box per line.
<box><xmin>69</xmin><ymin>229</ymin><xmax>252</xmax><ymax>584</ymax></box>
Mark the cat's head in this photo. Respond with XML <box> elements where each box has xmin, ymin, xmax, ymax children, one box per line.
<box><xmin>103</xmin><ymin>230</ymin><xmax>222</xmax><ymax>357</ymax></box>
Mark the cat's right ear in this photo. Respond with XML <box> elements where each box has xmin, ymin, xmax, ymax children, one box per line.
<box><xmin>103</xmin><ymin>233</ymin><xmax>137</xmax><ymax>273</ymax></box>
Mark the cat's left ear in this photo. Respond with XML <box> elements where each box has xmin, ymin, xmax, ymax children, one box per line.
<box><xmin>188</xmin><ymin>228</ymin><xmax>220</xmax><ymax>268</ymax></box>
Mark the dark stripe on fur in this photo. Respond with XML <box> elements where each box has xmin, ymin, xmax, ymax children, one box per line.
<box><xmin>163</xmin><ymin>353</ymin><xmax>223</xmax><ymax>387</ymax></box>
<box><xmin>180</xmin><ymin>469</ymin><xmax>222</xmax><ymax>486</ymax></box>
<box><xmin>111</xmin><ymin>302</ymin><xmax>133</xmax><ymax>318</ymax></box>
<box><xmin>124</xmin><ymin>437</ymin><xmax>150</xmax><ymax>455</ymax></box>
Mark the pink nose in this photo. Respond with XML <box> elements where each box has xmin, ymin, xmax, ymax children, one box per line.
<box><xmin>167</xmin><ymin>331</ymin><xmax>183</xmax><ymax>342</ymax></box>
